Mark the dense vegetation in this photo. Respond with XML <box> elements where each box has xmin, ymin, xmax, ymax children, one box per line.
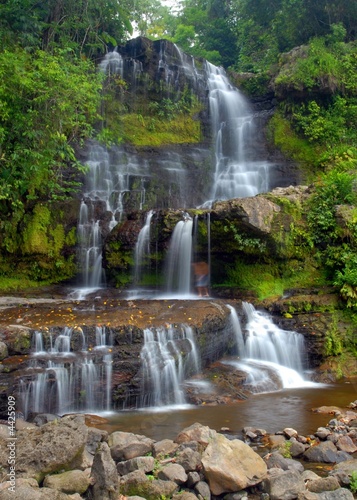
<box><xmin>0</xmin><ymin>0</ymin><xmax>357</xmax><ymax>316</ymax></box>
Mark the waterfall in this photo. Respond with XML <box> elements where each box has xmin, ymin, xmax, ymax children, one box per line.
<box><xmin>140</xmin><ymin>324</ymin><xmax>200</xmax><ymax>407</ymax></box>
<box><xmin>165</xmin><ymin>216</ymin><xmax>193</xmax><ymax>296</ymax></box>
<box><xmin>225</xmin><ymin>302</ymin><xmax>316</xmax><ymax>393</ymax></box>
<box><xmin>134</xmin><ymin>210</ymin><xmax>154</xmax><ymax>284</ymax></box>
<box><xmin>19</xmin><ymin>326</ymin><xmax>113</xmax><ymax>417</ymax></box>
<box><xmin>204</xmin><ymin>62</ymin><xmax>270</xmax><ymax>204</ymax></box>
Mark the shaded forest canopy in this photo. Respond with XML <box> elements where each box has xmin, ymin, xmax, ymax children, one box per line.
<box><xmin>0</xmin><ymin>0</ymin><xmax>356</xmax><ymax>314</ymax></box>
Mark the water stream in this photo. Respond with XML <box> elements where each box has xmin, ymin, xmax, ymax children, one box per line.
<box><xmin>225</xmin><ymin>302</ymin><xmax>314</xmax><ymax>393</ymax></box>
<box><xmin>19</xmin><ymin>327</ymin><xmax>113</xmax><ymax>418</ymax></box>
<box><xmin>48</xmin><ymin>41</ymin><xmax>336</xmax><ymax>431</ymax></box>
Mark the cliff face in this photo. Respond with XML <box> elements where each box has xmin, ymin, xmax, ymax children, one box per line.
<box><xmin>78</xmin><ymin>37</ymin><xmax>301</xmax><ymax>237</ymax></box>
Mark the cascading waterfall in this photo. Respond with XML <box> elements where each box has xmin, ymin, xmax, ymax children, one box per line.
<box><xmin>19</xmin><ymin>326</ymin><xmax>113</xmax><ymax>417</ymax></box>
<box><xmin>165</xmin><ymin>215</ymin><xmax>194</xmax><ymax>295</ymax></box>
<box><xmin>140</xmin><ymin>324</ymin><xmax>200</xmax><ymax>407</ymax></box>
<box><xmin>205</xmin><ymin>62</ymin><xmax>270</xmax><ymax>204</ymax></box>
<box><xmin>225</xmin><ymin>302</ymin><xmax>315</xmax><ymax>393</ymax></box>
<box><xmin>134</xmin><ymin>210</ymin><xmax>154</xmax><ymax>285</ymax></box>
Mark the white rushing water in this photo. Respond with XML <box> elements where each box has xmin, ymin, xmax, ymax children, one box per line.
<box><xmin>204</xmin><ymin>62</ymin><xmax>270</xmax><ymax>205</ymax></box>
<box><xmin>140</xmin><ymin>324</ymin><xmax>200</xmax><ymax>407</ymax></box>
<box><xmin>134</xmin><ymin>210</ymin><xmax>154</xmax><ymax>285</ymax></box>
<box><xmin>225</xmin><ymin>302</ymin><xmax>320</xmax><ymax>393</ymax></box>
<box><xmin>165</xmin><ymin>216</ymin><xmax>194</xmax><ymax>295</ymax></box>
<box><xmin>20</xmin><ymin>327</ymin><xmax>113</xmax><ymax>417</ymax></box>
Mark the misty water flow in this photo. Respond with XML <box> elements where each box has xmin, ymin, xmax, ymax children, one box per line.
<box><xmin>19</xmin><ymin>327</ymin><xmax>113</xmax><ymax>417</ymax></box>
<box><xmin>225</xmin><ymin>302</ymin><xmax>321</xmax><ymax>393</ymax></box>
<box><xmin>205</xmin><ymin>62</ymin><xmax>270</xmax><ymax>205</ymax></box>
<box><xmin>140</xmin><ymin>324</ymin><xmax>200</xmax><ymax>407</ymax></box>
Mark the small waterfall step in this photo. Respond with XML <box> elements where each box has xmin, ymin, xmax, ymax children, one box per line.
<box><xmin>225</xmin><ymin>302</ymin><xmax>322</xmax><ymax>393</ymax></box>
<box><xmin>19</xmin><ymin>327</ymin><xmax>113</xmax><ymax>417</ymax></box>
<box><xmin>140</xmin><ymin>324</ymin><xmax>200</xmax><ymax>408</ymax></box>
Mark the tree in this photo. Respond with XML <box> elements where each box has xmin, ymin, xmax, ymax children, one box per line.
<box><xmin>0</xmin><ymin>47</ymin><xmax>103</xmax><ymax>252</ymax></box>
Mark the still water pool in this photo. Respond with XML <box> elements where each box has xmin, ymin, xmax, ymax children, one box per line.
<box><xmin>95</xmin><ymin>381</ymin><xmax>357</xmax><ymax>441</ymax></box>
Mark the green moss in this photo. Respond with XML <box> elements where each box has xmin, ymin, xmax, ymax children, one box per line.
<box><xmin>23</xmin><ymin>204</ymin><xmax>51</xmax><ymax>254</ymax></box>
<box><xmin>219</xmin><ymin>257</ymin><xmax>326</xmax><ymax>300</ymax></box>
<box><xmin>121</xmin><ymin>113</ymin><xmax>201</xmax><ymax>146</ymax></box>
<box><xmin>267</xmin><ymin>112</ymin><xmax>319</xmax><ymax>175</ymax></box>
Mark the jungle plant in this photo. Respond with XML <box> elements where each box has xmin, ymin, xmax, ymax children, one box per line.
<box><xmin>279</xmin><ymin>440</ymin><xmax>292</xmax><ymax>458</ymax></box>
<box><xmin>223</xmin><ymin>224</ymin><xmax>267</xmax><ymax>254</ymax></box>
<box><xmin>349</xmin><ymin>470</ymin><xmax>357</xmax><ymax>493</ymax></box>
<box><xmin>324</xmin><ymin>315</ymin><xmax>344</xmax><ymax>357</ymax></box>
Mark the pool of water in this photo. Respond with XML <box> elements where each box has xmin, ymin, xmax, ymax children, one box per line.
<box><xmin>95</xmin><ymin>380</ymin><xmax>357</xmax><ymax>440</ymax></box>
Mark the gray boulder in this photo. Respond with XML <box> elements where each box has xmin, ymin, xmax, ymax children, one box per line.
<box><xmin>120</xmin><ymin>470</ymin><xmax>178</xmax><ymax>499</ymax></box>
<box><xmin>194</xmin><ymin>480</ymin><xmax>211</xmax><ymax>499</ymax></box>
<box><xmin>175</xmin><ymin>446</ymin><xmax>202</xmax><ymax>472</ymax></box>
<box><xmin>261</xmin><ymin>468</ymin><xmax>305</xmax><ymax>500</ymax></box>
<box><xmin>264</xmin><ymin>451</ymin><xmax>304</xmax><ymax>473</ymax></box>
<box><xmin>117</xmin><ymin>456</ymin><xmax>155</xmax><ymax>476</ymax></box>
<box><xmin>0</xmin><ymin>414</ymin><xmax>88</xmax><ymax>482</ymax></box>
<box><xmin>108</xmin><ymin>431</ymin><xmax>154</xmax><ymax>461</ymax></box>
<box><xmin>157</xmin><ymin>463</ymin><xmax>188</xmax><ymax>484</ymax></box>
<box><xmin>303</xmin><ymin>440</ymin><xmax>347</xmax><ymax>463</ymax></box>
<box><xmin>336</xmin><ymin>435</ymin><xmax>357</xmax><ymax>453</ymax></box>
<box><xmin>89</xmin><ymin>442</ymin><xmax>119</xmax><ymax>500</ymax></box>
<box><xmin>153</xmin><ymin>438</ymin><xmax>179</xmax><ymax>457</ymax></box>
<box><xmin>306</xmin><ymin>476</ymin><xmax>340</xmax><ymax>493</ymax></box>
<box><xmin>0</xmin><ymin>341</ymin><xmax>8</xmax><ymax>360</ymax></box>
<box><xmin>175</xmin><ymin>422</ymin><xmax>216</xmax><ymax>447</ymax></box>
<box><xmin>201</xmin><ymin>432</ymin><xmax>267</xmax><ymax>495</ymax></box>
<box><xmin>329</xmin><ymin>458</ymin><xmax>357</xmax><ymax>486</ymax></box>
<box><xmin>43</xmin><ymin>469</ymin><xmax>90</xmax><ymax>494</ymax></box>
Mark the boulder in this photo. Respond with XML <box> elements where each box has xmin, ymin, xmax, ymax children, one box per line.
<box><xmin>0</xmin><ymin>341</ymin><xmax>8</xmax><ymax>360</ymax></box>
<box><xmin>329</xmin><ymin>458</ymin><xmax>357</xmax><ymax>486</ymax></box>
<box><xmin>172</xmin><ymin>492</ymin><xmax>198</xmax><ymax>500</ymax></box>
<box><xmin>264</xmin><ymin>451</ymin><xmax>304</xmax><ymax>473</ymax></box>
<box><xmin>194</xmin><ymin>480</ymin><xmax>211</xmax><ymax>499</ymax></box>
<box><xmin>289</xmin><ymin>439</ymin><xmax>306</xmax><ymax>457</ymax></box>
<box><xmin>213</xmin><ymin>196</ymin><xmax>281</xmax><ymax>236</ymax></box>
<box><xmin>268</xmin><ymin>434</ymin><xmax>287</xmax><ymax>449</ymax></box>
<box><xmin>306</xmin><ymin>476</ymin><xmax>340</xmax><ymax>493</ymax></box>
<box><xmin>153</xmin><ymin>438</ymin><xmax>179</xmax><ymax>457</ymax></box>
<box><xmin>315</xmin><ymin>427</ymin><xmax>332</xmax><ymax>440</ymax></box>
<box><xmin>3</xmin><ymin>325</ymin><xmax>32</xmax><ymax>354</ymax></box>
<box><xmin>175</xmin><ymin>446</ymin><xmax>202</xmax><ymax>472</ymax></box>
<box><xmin>86</xmin><ymin>427</ymin><xmax>108</xmax><ymax>455</ymax></box>
<box><xmin>120</xmin><ymin>469</ymin><xmax>178</xmax><ymax>499</ymax></box>
<box><xmin>157</xmin><ymin>463</ymin><xmax>188</xmax><ymax>484</ymax></box>
<box><xmin>261</xmin><ymin>468</ymin><xmax>305</xmax><ymax>499</ymax></box>
<box><xmin>201</xmin><ymin>432</ymin><xmax>267</xmax><ymax>495</ymax></box>
<box><xmin>43</xmin><ymin>469</ymin><xmax>91</xmax><ymax>494</ymax></box>
<box><xmin>89</xmin><ymin>442</ymin><xmax>119</xmax><ymax>500</ymax></box>
<box><xmin>0</xmin><ymin>414</ymin><xmax>88</xmax><ymax>482</ymax></box>
<box><xmin>303</xmin><ymin>440</ymin><xmax>343</xmax><ymax>463</ymax></box>
<box><xmin>283</xmin><ymin>428</ymin><xmax>298</xmax><ymax>439</ymax></box>
<box><xmin>108</xmin><ymin>431</ymin><xmax>154</xmax><ymax>461</ymax></box>
<box><xmin>0</xmin><ymin>485</ymin><xmax>81</xmax><ymax>499</ymax></box>
<box><xmin>336</xmin><ymin>435</ymin><xmax>357</xmax><ymax>453</ymax></box>
<box><xmin>116</xmin><ymin>456</ymin><xmax>155</xmax><ymax>475</ymax></box>
<box><xmin>175</xmin><ymin>422</ymin><xmax>216</xmax><ymax>447</ymax></box>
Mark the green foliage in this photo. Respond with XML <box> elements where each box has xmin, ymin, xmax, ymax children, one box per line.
<box><xmin>324</xmin><ymin>315</ymin><xmax>344</xmax><ymax>356</ymax></box>
<box><xmin>0</xmin><ymin>46</ymin><xmax>102</xmax><ymax>269</ymax></box>
<box><xmin>223</xmin><ymin>224</ymin><xmax>267</xmax><ymax>254</ymax></box>
<box><xmin>279</xmin><ymin>441</ymin><xmax>292</xmax><ymax>459</ymax></box>
<box><xmin>307</xmin><ymin>170</ymin><xmax>356</xmax><ymax>246</ymax></box>
<box><xmin>121</xmin><ymin>91</ymin><xmax>202</xmax><ymax>146</ymax></box>
<box><xmin>267</xmin><ymin>112</ymin><xmax>318</xmax><ymax>170</ymax></box>
<box><xmin>0</xmin><ymin>0</ymin><xmax>134</xmax><ymax>57</ymax></box>
<box><xmin>350</xmin><ymin>471</ymin><xmax>357</xmax><ymax>493</ymax></box>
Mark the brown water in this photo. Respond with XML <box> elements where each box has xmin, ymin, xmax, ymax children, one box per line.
<box><xmin>96</xmin><ymin>381</ymin><xmax>357</xmax><ymax>440</ymax></box>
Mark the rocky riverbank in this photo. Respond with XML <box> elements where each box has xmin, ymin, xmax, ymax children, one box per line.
<box><xmin>1</xmin><ymin>402</ymin><xmax>357</xmax><ymax>499</ymax></box>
